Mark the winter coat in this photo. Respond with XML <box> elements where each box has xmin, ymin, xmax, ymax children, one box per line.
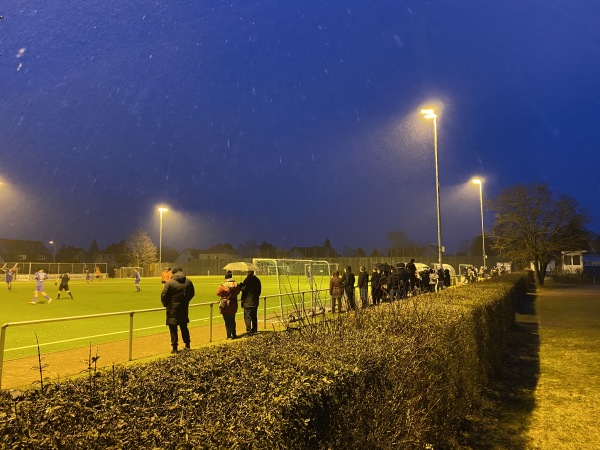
<box><xmin>330</xmin><ymin>275</ymin><xmax>343</xmax><ymax>299</ymax></box>
<box><xmin>358</xmin><ymin>271</ymin><xmax>369</xmax><ymax>289</ymax></box>
<box><xmin>341</xmin><ymin>271</ymin><xmax>355</xmax><ymax>294</ymax></box>
<box><xmin>239</xmin><ymin>274</ymin><xmax>262</xmax><ymax>309</ymax></box>
<box><xmin>217</xmin><ymin>279</ymin><xmax>239</xmax><ymax>314</ymax></box>
<box><xmin>371</xmin><ymin>271</ymin><xmax>381</xmax><ymax>291</ymax></box>
<box><xmin>161</xmin><ymin>271</ymin><xmax>195</xmax><ymax>326</ymax></box>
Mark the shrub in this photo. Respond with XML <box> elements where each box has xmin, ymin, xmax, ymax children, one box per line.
<box><xmin>0</xmin><ymin>275</ymin><xmax>527</xmax><ymax>449</ymax></box>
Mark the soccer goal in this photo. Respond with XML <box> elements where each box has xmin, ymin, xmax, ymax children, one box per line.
<box><xmin>252</xmin><ymin>258</ymin><xmax>333</xmax><ymax>323</ymax></box>
<box><xmin>118</xmin><ymin>267</ymin><xmax>143</xmax><ymax>278</ymax></box>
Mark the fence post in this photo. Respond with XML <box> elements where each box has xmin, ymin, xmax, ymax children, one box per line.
<box><xmin>129</xmin><ymin>312</ymin><xmax>134</xmax><ymax>361</ymax></box>
<box><xmin>0</xmin><ymin>325</ymin><xmax>7</xmax><ymax>390</ymax></box>
<box><xmin>263</xmin><ymin>296</ymin><xmax>267</xmax><ymax>330</ymax></box>
<box><xmin>209</xmin><ymin>303</ymin><xmax>213</xmax><ymax>343</ymax></box>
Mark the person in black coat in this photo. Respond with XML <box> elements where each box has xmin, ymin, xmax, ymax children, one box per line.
<box><xmin>357</xmin><ymin>266</ymin><xmax>369</xmax><ymax>308</ymax></box>
<box><xmin>239</xmin><ymin>270</ymin><xmax>262</xmax><ymax>335</ymax></box>
<box><xmin>371</xmin><ymin>268</ymin><xmax>381</xmax><ymax>305</ymax></box>
<box><xmin>161</xmin><ymin>266</ymin><xmax>195</xmax><ymax>353</ymax></box>
<box><xmin>341</xmin><ymin>266</ymin><xmax>356</xmax><ymax>310</ymax></box>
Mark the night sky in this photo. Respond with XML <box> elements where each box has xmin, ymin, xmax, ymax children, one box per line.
<box><xmin>1</xmin><ymin>1</ymin><xmax>599</xmax><ymax>255</ymax></box>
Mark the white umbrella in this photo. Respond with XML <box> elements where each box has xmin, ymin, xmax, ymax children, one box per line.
<box><xmin>223</xmin><ymin>261</ymin><xmax>260</xmax><ymax>272</ymax></box>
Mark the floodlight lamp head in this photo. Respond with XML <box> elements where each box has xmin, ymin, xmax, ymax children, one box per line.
<box><xmin>471</xmin><ymin>178</ymin><xmax>482</xmax><ymax>185</ymax></box>
<box><xmin>158</xmin><ymin>207</ymin><xmax>169</xmax><ymax>213</ymax></box>
<box><xmin>420</xmin><ymin>109</ymin><xmax>437</xmax><ymax>119</ymax></box>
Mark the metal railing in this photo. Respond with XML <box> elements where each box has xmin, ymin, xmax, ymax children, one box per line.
<box><xmin>0</xmin><ymin>288</ymin><xmax>331</xmax><ymax>389</ymax></box>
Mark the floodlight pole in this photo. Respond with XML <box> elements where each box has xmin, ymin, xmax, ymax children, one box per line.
<box><xmin>158</xmin><ymin>207</ymin><xmax>169</xmax><ymax>266</ymax></box>
<box><xmin>471</xmin><ymin>178</ymin><xmax>486</xmax><ymax>270</ymax></box>
<box><xmin>421</xmin><ymin>109</ymin><xmax>443</xmax><ymax>270</ymax></box>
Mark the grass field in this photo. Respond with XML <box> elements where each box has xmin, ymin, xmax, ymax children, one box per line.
<box><xmin>0</xmin><ymin>274</ymin><xmax>331</xmax><ymax>361</ymax></box>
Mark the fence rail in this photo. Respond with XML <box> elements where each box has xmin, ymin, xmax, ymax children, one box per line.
<box><xmin>0</xmin><ymin>288</ymin><xmax>331</xmax><ymax>390</ymax></box>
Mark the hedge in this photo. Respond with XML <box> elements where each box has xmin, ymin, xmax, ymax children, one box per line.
<box><xmin>0</xmin><ymin>275</ymin><xmax>527</xmax><ymax>449</ymax></box>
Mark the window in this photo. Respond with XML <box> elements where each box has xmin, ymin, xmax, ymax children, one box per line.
<box><xmin>37</xmin><ymin>255</ymin><xmax>46</xmax><ymax>261</ymax></box>
<box><xmin>572</xmin><ymin>255</ymin><xmax>581</xmax><ymax>265</ymax></box>
<box><xmin>18</xmin><ymin>254</ymin><xmax>27</xmax><ymax>260</ymax></box>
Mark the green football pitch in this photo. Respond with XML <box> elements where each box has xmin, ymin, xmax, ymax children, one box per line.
<box><xmin>0</xmin><ymin>275</ymin><xmax>331</xmax><ymax>361</ymax></box>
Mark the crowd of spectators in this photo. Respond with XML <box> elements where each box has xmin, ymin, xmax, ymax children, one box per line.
<box><xmin>329</xmin><ymin>260</ymin><xmax>506</xmax><ymax>312</ymax></box>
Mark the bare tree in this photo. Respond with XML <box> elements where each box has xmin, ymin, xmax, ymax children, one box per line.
<box><xmin>490</xmin><ymin>183</ymin><xmax>589</xmax><ymax>285</ymax></box>
<box><xmin>126</xmin><ymin>230</ymin><xmax>158</xmax><ymax>266</ymax></box>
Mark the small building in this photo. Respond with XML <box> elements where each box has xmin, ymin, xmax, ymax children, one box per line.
<box><xmin>561</xmin><ymin>250</ymin><xmax>600</xmax><ymax>278</ymax></box>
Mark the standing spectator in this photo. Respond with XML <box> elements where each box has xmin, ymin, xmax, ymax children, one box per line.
<box><xmin>419</xmin><ymin>268</ymin><xmax>430</xmax><ymax>293</ymax></box>
<box><xmin>443</xmin><ymin>269</ymin><xmax>452</xmax><ymax>287</ymax></box>
<box><xmin>428</xmin><ymin>269</ymin><xmax>438</xmax><ymax>293</ymax></box>
<box><xmin>29</xmin><ymin>268</ymin><xmax>52</xmax><ymax>305</ymax></box>
<box><xmin>389</xmin><ymin>267</ymin><xmax>400</xmax><ymax>300</ymax></box>
<box><xmin>134</xmin><ymin>268</ymin><xmax>141</xmax><ymax>292</ymax></box>
<box><xmin>341</xmin><ymin>266</ymin><xmax>356</xmax><ymax>310</ymax></box>
<box><xmin>329</xmin><ymin>270</ymin><xmax>343</xmax><ymax>313</ymax></box>
<box><xmin>239</xmin><ymin>270</ymin><xmax>262</xmax><ymax>336</ymax></box>
<box><xmin>56</xmin><ymin>271</ymin><xmax>74</xmax><ymax>299</ymax></box>
<box><xmin>161</xmin><ymin>266</ymin><xmax>195</xmax><ymax>353</ymax></box>
<box><xmin>406</xmin><ymin>259</ymin><xmax>417</xmax><ymax>291</ymax></box>
<box><xmin>371</xmin><ymin>268</ymin><xmax>381</xmax><ymax>305</ymax></box>
<box><xmin>217</xmin><ymin>271</ymin><xmax>240</xmax><ymax>340</ymax></box>
<box><xmin>357</xmin><ymin>266</ymin><xmax>369</xmax><ymax>308</ymax></box>
<box><xmin>436</xmin><ymin>266</ymin><xmax>445</xmax><ymax>291</ymax></box>
<box><xmin>396</xmin><ymin>263</ymin><xmax>409</xmax><ymax>298</ymax></box>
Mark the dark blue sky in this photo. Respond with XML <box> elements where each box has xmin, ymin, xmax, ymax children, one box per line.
<box><xmin>1</xmin><ymin>1</ymin><xmax>599</xmax><ymax>254</ymax></box>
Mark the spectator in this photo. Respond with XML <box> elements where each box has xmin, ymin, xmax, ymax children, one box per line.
<box><xmin>428</xmin><ymin>269</ymin><xmax>438</xmax><ymax>293</ymax></box>
<box><xmin>406</xmin><ymin>259</ymin><xmax>417</xmax><ymax>291</ymax></box>
<box><xmin>444</xmin><ymin>269</ymin><xmax>451</xmax><ymax>287</ymax></box>
<box><xmin>396</xmin><ymin>263</ymin><xmax>409</xmax><ymax>299</ymax></box>
<box><xmin>239</xmin><ymin>270</ymin><xmax>262</xmax><ymax>336</ymax></box>
<box><xmin>436</xmin><ymin>266</ymin><xmax>445</xmax><ymax>291</ymax></box>
<box><xmin>330</xmin><ymin>270</ymin><xmax>343</xmax><ymax>313</ymax></box>
<box><xmin>217</xmin><ymin>271</ymin><xmax>240</xmax><ymax>340</ymax></box>
<box><xmin>371</xmin><ymin>268</ymin><xmax>381</xmax><ymax>305</ymax></box>
<box><xmin>161</xmin><ymin>266</ymin><xmax>195</xmax><ymax>353</ymax></box>
<box><xmin>341</xmin><ymin>266</ymin><xmax>357</xmax><ymax>310</ymax></box>
<box><xmin>357</xmin><ymin>266</ymin><xmax>369</xmax><ymax>308</ymax></box>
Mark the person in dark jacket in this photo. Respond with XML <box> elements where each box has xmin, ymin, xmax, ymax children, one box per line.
<box><xmin>357</xmin><ymin>266</ymin><xmax>369</xmax><ymax>308</ymax></box>
<box><xmin>341</xmin><ymin>266</ymin><xmax>356</xmax><ymax>310</ymax></box>
<box><xmin>371</xmin><ymin>268</ymin><xmax>381</xmax><ymax>305</ymax></box>
<box><xmin>406</xmin><ymin>259</ymin><xmax>417</xmax><ymax>291</ymax></box>
<box><xmin>396</xmin><ymin>263</ymin><xmax>409</xmax><ymax>299</ymax></box>
<box><xmin>217</xmin><ymin>271</ymin><xmax>240</xmax><ymax>339</ymax></box>
<box><xmin>239</xmin><ymin>270</ymin><xmax>261</xmax><ymax>335</ymax></box>
<box><xmin>161</xmin><ymin>266</ymin><xmax>195</xmax><ymax>354</ymax></box>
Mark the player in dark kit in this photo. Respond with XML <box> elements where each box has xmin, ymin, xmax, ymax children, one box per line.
<box><xmin>56</xmin><ymin>271</ymin><xmax>74</xmax><ymax>299</ymax></box>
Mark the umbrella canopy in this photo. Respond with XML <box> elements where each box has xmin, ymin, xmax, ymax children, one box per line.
<box><xmin>223</xmin><ymin>261</ymin><xmax>260</xmax><ymax>272</ymax></box>
<box><xmin>375</xmin><ymin>262</ymin><xmax>392</xmax><ymax>272</ymax></box>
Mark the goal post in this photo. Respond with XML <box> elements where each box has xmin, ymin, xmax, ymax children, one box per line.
<box><xmin>252</xmin><ymin>258</ymin><xmax>333</xmax><ymax>321</ymax></box>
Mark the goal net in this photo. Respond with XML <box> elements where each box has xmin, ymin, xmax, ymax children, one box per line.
<box><xmin>252</xmin><ymin>258</ymin><xmax>332</xmax><ymax>322</ymax></box>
